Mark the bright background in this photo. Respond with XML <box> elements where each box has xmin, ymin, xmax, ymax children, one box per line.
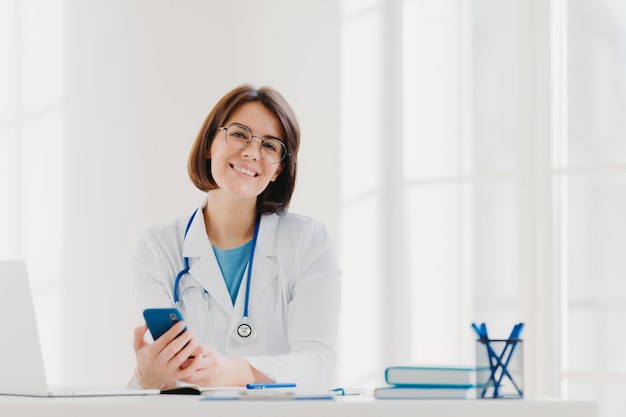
<box><xmin>1</xmin><ymin>1</ymin><xmax>625</xmax><ymax>416</ymax></box>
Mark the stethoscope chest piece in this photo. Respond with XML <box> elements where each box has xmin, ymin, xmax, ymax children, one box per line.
<box><xmin>233</xmin><ymin>317</ymin><xmax>257</xmax><ymax>345</ymax></box>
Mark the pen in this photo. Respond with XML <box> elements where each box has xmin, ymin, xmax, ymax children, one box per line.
<box><xmin>246</xmin><ymin>382</ymin><xmax>297</xmax><ymax>389</ymax></box>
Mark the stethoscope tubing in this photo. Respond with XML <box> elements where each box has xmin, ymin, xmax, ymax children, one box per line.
<box><xmin>173</xmin><ymin>209</ymin><xmax>260</xmax><ymax>342</ymax></box>
<box><xmin>173</xmin><ymin>209</ymin><xmax>199</xmax><ymax>307</ymax></box>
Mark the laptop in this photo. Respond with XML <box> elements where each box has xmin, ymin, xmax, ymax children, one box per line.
<box><xmin>0</xmin><ymin>259</ymin><xmax>159</xmax><ymax>397</ymax></box>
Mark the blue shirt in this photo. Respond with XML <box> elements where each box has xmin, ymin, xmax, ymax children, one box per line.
<box><xmin>212</xmin><ymin>240</ymin><xmax>253</xmax><ymax>305</ymax></box>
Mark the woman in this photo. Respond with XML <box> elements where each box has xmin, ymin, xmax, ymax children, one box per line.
<box><xmin>130</xmin><ymin>85</ymin><xmax>341</xmax><ymax>390</ymax></box>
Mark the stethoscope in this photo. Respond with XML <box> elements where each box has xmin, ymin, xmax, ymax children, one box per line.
<box><xmin>173</xmin><ymin>209</ymin><xmax>261</xmax><ymax>345</ymax></box>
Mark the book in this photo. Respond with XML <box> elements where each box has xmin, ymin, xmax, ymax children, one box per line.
<box><xmin>374</xmin><ymin>386</ymin><xmax>476</xmax><ymax>399</ymax></box>
<box><xmin>384</xmin><ymin>365</ymin><xmax>476</xmax><ymax>388</ymax></box>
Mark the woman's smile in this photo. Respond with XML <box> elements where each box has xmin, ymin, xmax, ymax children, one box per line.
<box><xmin>231</xmin><ymin>162</ymin><xmax>259</xmax><ymax>178</ymax></box>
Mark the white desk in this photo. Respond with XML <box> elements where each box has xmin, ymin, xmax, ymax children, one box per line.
<box><xmin>0</xmin><ymin>394</ymin><xmax>597</xmax><ymax>417</ymax></box>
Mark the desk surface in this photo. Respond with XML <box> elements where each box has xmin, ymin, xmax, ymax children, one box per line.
<box><xmin>0</xmin><ymin>394</ymin><xmax>597</xmax><ymax>417</ymax></box>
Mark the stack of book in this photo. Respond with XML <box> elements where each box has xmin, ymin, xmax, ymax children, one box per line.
<box><xmin>374</xmin><ymin>365</ymin><xmax>477</xmax><ymax>399</ymax></box>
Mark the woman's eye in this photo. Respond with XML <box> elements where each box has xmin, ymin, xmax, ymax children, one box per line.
<box><xmin>263</xmin><ymin>142</ymin><xmax>277</xmax><ymax>152</ymax></box>
<box><xmin>231</xmin><ymin>132</ymin><xmax>248</xmax><ymax>140</ymax></box>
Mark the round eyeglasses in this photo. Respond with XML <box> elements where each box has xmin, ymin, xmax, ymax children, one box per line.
<box><xmin>220</xmin><ymin>124</ymin><xmax>289</xmax><ymax>164</ymax></box>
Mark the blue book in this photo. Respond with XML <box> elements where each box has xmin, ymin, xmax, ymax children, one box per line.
<box><xmin>374</xmin><ymin>385</ymin><xmax>476</xmax><ymax>399</ymax></box>
<box><xmin>384</xmin><ymin>365</ymin><xmax>476</xmax><ymax>388</ymax></box>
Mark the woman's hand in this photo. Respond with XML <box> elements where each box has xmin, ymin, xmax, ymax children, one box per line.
<box><xmin>132</xmin><ymin>322</ymin><xmax>201</xmax><ymax>389</ymax></box>
<box><xmin>178</xmin><ymin>345</ymin><xmax>271</xmax><ymax>387</ymax></box>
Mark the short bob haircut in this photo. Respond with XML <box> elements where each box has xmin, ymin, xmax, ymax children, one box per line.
<box><xmin>188</xmin><ymin>84</ymin><xmax>300</xmax><ymax>215</ymax></box>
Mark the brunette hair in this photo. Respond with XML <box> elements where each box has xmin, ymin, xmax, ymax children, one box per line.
<box><xmin>188</xmin><ymin>85</ymin><xmax>300</xmax><ymax>214</ymax></box>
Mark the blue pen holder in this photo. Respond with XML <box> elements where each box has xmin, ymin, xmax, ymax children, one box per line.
<box><xmin>476</xmin><ymin>338</ymin><xmax>524</xmax><ymax>399</ymax></box>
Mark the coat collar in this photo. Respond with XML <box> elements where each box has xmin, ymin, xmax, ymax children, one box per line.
<box><xmin>181</xmin><ymin>200</ymin><xmax>280</xmax><ymax>316</ymax></box>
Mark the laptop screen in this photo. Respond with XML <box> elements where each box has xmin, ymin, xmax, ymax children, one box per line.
<box><xmin>0</xmin><ymin>259</ymin><xmax>55</xmax><ymax>396</ymax></box>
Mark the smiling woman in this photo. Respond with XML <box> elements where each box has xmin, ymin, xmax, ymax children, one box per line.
<box><xmin>204</xmin><ymin>102</ymin><xmax>287</xmax><ymax>209</ymax></box>
<box><xmin>188</xmin><ymin>86</ymin><xmax>301</xmax><ymax>216</ymax></box>
<box><xmin>130</xmin><ymin>84</ymin><xmax>341</xmax><ymax>390</ymax></box>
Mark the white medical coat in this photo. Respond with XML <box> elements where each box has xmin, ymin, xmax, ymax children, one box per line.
<box><xmin>131</xmin><ymin>198</ymin><xmax>341</xmax><ymax>386</ymax></box>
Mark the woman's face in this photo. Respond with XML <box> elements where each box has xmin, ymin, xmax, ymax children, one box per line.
<box><xmin>206</xmin><ymin>102</ymin><xmax>284</xmax><ymax>203</ymax></box>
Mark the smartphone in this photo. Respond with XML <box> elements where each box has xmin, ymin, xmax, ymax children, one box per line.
<box><xmin>143</xmin><ymin>308</ymin><xmax>186</xmax><ymax>341</ymax></box>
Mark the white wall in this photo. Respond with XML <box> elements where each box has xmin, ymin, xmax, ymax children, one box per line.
<box><xmin>57</xmin><ymin>0</ymin><xmax>339</xmax><ymax>386</ymax></box>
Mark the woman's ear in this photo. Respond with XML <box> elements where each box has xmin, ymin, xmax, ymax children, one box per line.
<box><xmin>270</xmin><ymin>163</ymin><xmax>284</xmax><ymax>182</ymax></box>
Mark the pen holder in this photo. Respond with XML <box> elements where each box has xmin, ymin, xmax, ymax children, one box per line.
<box><xmin>476</xmin><ymin>338</ymin><xmax>524</xmax><ymax>399</ymax></box>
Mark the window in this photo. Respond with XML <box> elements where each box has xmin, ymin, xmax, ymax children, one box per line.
<box><xmin>339</xmin><ymin>0</ymin><xmax>626</xmax><ymax>414</ymax></box>
<box><xmin>0</xmin><ymin>0</ymin><xmax>66</xmax><ymax>383</ymax></box>
<box><xmin>561</xmin><ymin>0</ymin><xmax>626</xmax><ymax>414</ymax></box>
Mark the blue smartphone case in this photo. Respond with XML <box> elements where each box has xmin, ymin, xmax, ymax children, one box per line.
<box><xmin>143</xmin><ymin>308</ymin><xmax>186</xmax><ymax>340</ymax></box>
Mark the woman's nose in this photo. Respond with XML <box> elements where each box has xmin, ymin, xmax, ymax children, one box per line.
<box><xmin>242</xmin><ymin>136</ymin><xmax>263</xmax><ymax>160</ymax></box>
